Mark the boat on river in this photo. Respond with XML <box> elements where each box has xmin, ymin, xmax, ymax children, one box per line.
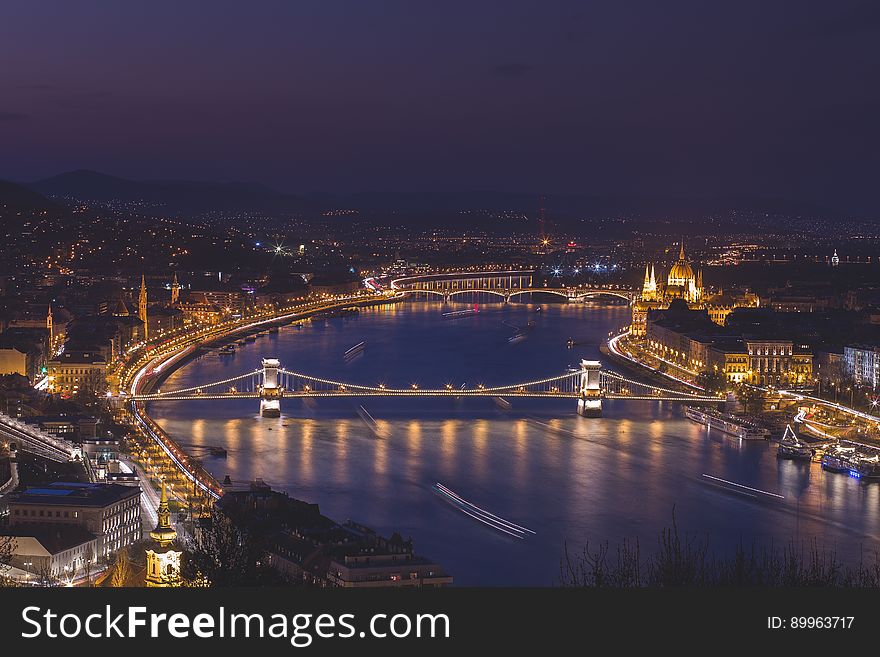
<box><xmin>776</xmin><ymin>424</ymin><xmax>813</xmax><ymax>461</ymax></box>
<box><xmin>821</xmin><ymin>446</ymin><xmax>857</xmax><ymax>474</ymax></box>
<box><xmin>684</xmin><ymin>406</ymin><xmax>769</xmax><ymax>440</ymax></box>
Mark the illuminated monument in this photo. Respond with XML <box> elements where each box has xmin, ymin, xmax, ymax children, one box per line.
<box><xmin>631</xmin><ymin>240</ymin><xmax>756</xmax><ymax>336</ymax></box>
<box><xmin>145</xmin><ymin>485</ymin><xmax>180</xmax><ymax>587</ymax></box>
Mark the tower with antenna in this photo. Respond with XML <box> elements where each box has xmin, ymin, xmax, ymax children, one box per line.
<box><xmin>538</xmin><ymin>194</ymin><xmax>547</xmax><ymax>239</ymax></box>
<box><xmin>139</xmin><ymin>274</ymin><xmax>148</xmax><ymax>342</ymax></box>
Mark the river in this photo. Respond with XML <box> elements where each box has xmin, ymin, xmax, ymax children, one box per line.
<box><xmin>148</xmin><ymin>299</ymin><xmax>880</xmax><ymax>585</ymax></box>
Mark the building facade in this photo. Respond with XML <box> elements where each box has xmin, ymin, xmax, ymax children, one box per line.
<box><xmin>6</xmin><ymin>482</ymin><xmax>141</xmax><ymax>559</ymax></box>
<box><xmin>47</xmin><ymin>350</ymin><xmax>107</xmax><ymax>396</ymax></box>
<box><xmin>843</xmin><ymin>345</ymin><xmax>879</xmax><ymax>390</ymax></box>
<box><xmin>644</xmin><ymin>301</ymin><xmax>813</xmax><ymax>386</ymax></box>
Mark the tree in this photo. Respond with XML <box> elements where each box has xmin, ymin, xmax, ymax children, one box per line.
<box><xmin>111</xmin><ymin>548</ymin><xmax>132</xmax><ymax>587</ymax></box>
<box><xmin>736</xmin><ymin>385</ymin><xmax>766</xmax><ymax>414</ymax></box>
<box><xmin>182</xmin><ymin>506</ymin><xmax>264</xmax><ymax>587</ymax></box>
<box><xmin>696</xmin><ymin>370</ymin><xmax>727</xmax><ymax>394</ymax></box>
<box><xmin>0</xmin><ymin>535</ymin><xmax>15</xmax><ymax>587</ymax></box>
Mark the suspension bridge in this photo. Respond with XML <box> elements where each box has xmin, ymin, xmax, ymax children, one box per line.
<box><xmin>130</xmin><ymin>358</ymin><xmax>721</xmax><ymax>417</ymax></box>
<box><xmin>389</xmin><ymin>270</ymin><xmax>635</xmax><ymax>304</ymax></box>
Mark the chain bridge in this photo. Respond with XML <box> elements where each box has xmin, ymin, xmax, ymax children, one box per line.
<box><xmin>130</xmin><ymin>358</ymin><xmax>720</xmax><ymax>417</ymax></box>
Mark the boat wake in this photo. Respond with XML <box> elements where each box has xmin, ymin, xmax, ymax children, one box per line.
<box><xmin>433</xmin><ymin>482</ymin><xmax>534</xmax><ymax>539</ymax></box>
<box><xmin>700</xmin><ymin>474</ymin><xmax>785</xmax><ymax>501</ymax></box>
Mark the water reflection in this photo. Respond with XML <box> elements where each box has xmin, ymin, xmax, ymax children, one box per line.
<box><xmin>150</xmin><ymin>301</ymin><xmax>880</xmax><ymax>585</ymax></box>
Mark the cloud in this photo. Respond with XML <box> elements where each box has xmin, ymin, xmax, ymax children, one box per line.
<box><xmin>0</xmin><ymin>111</ymin><xmax>26</xmax><ymax>121</ymax></box>
<box><xmin>490</xmin><ymin>62</ymin><xmax>530</xmax><ymax>78</ymax></box>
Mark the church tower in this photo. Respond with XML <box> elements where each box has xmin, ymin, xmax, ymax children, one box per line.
<box><xmin>171</xmin><ymin>272</ymin><xmax>180</xmax><ymax>305</ymax></box>
<box><xmin>47</xmin><ymin>304</ymin><xmax>53</xmax><ymax>352</ymax></box>
<box><xmin>138</xmin><ymin>274</ymin><xmax>148</xmax><ymax>342</ymax></box>
<box><xmin>145</xmin><ymin>485</ymin><xmax>180</xmax><ymax>587</ymax></box>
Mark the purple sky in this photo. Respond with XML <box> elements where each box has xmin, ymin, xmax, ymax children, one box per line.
<box><xmin>2</xmin><ymin>0</ymin><xmax>879</xmax><ymax>213</ymax></box>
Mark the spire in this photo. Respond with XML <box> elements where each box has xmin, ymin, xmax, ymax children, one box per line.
<box><xmin>679</xmin><ymin>240</ymin><xmax>686</xmax><ymax>261</ymax></box>
<box><xmin>644</xmin><ymin>264</ymin><xmax>650</xmax><ymax>285</ymax></box>
<box><xmin>138</xmin><ymin>274</ymin><xmax>148</xmax><ymax>342</ymax></box>
<box><xmin>47</xmin><ymin>303</ymin><xmax>53</xmax><ymax>350</ymax></box>
<box><xmin>650</xmin><ymin>264</ymin><xmax>656</xmax><ymax>287</ymax></box>
<box><xmin>150</xmin><ymin>483</ymin><xmax>176</xmax><ymax>547</ymax></box>
<box><xmin>171</xmin><ymin>272</ymin><xmax>180</xmax><ymax>305</ymax></box>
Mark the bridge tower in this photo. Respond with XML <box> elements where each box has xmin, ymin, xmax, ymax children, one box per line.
<box><xmin>259</xmin><ymin>358</ymin><xmax>282</xmax><ymax>417</ymax></box>
<box><xmin>577</xmin><ymin>359</ymin><xmax>603</xmax><ymax>417</ymax></box>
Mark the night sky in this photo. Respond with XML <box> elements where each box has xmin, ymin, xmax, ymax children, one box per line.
<box><xmin>2</xmin><ymin>1</ymin><xmax>879</xmax><ymax>213</ymax></box>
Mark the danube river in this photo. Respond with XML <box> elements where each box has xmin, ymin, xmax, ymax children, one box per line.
<box><xmin>149</xmin><ymin>300</ymin><xmax>880</xmax><ymax>585</ymax></box>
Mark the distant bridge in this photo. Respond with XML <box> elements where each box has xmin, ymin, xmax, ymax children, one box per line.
<box><xmin>131</xmin><ymin>358</ymin><xmax>720</xmax><ymax>418</ymax></box>
<box><xmin>390</xmin><ymin>271</ymin><xmax>635</xmax><ymax>304</ymax></box>
<box><xmin>0</xmin><ymin>413</ymin><xmax>78</xmax><ymax>463</ymax></box>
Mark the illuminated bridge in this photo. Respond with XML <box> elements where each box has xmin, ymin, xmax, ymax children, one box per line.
<box><xmin>389</xmin><ymin>271</ymin><xmax>635</xmax><ymax>304</ymax></box>
<box><xmin>0</xmin><ymin>412</ymin><xmax>78</xmax><ymax>462</ymax></box>
<box><xmin>131</xmin><ymin>358</ymin><xmax>720</xmax><ymax>418</ymax></box>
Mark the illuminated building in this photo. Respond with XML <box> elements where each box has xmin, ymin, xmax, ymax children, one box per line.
<box><xmin>631</xmin><ymin>240</ymin><xmax>757</xmax><ymax>336</ymax></box>
<box><xmin>644</xmin><ymin>301</ymin><xmax>812</xmax><ymax>385</ymax></box>
<box><xmin>843</xmin><ymin>345</ymin><xmax>879</xmax><ymax>390</ymax></box>
<box><xmin>47</xmin><ymin>350</ymin><xmax>107</xmax><ymax>395</ymax></box>
<box><xmin>745</xmin><ymin>339</ymin><xmax>813</xmax><ymax>387</ymax></box>
<box><xmin>6</xmin><ymin>482</ymin><xmax>141</xmax><ymax>559</ymax></box>
<box><xmin>145</xmin><ymin>485</ymin><xmax>181</xmax><ymax>587</ymax></box>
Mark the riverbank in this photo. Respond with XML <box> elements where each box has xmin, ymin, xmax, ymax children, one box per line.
<box><xmin>118</xmin><ymin>292</ymin><xmax>399</xmax><ymax>505</ymax></box>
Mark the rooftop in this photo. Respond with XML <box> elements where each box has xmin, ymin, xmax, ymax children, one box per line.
<box><xmin>8</xmin><ymin>481</ymin><xmax>139</xmax><ymax>507</ymax></box>
<box><xmin>1</xmin><ymin>526</ymin><xmax>96</xmax><ymax>554</ymax></box>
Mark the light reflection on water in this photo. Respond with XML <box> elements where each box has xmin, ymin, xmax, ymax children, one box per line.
<box><xmin>150</xmin><ymin>300</ymin><xmax>880</xmax><ymax>585</ymax></box>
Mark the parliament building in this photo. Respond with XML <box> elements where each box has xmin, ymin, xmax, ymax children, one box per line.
<box><xmin>631</xmin><ymin>242</ymin><xmax>758</xmax><ymax>336</ymax></box>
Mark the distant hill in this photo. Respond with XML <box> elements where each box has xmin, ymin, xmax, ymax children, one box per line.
<box><xmin>26</xmin><ymin>170</ymin><xmax>842</xmax><ymax>225</ymax></box>
<box><xmin>309</xmin><ymin>191</ymin><xmax>835</xmax><ymax>219</ymax></box>
<box><xmin>0</xmin><ymin>179</ymin><xmax>57</xmax><ymax>212</ymax></box>
<box><xmin>28</xmin><ymin>170</ymin><xmax>319</xmax><ymax>215</ymax></box>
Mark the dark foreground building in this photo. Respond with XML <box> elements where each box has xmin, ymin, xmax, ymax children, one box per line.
<box><xmin>217</xmin><ymin>482</ymin><xmax>452</xmax><ymax>587</ymax></box>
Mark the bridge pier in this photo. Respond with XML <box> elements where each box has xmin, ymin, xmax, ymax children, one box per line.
<box><xmin>577</xmin><ymin>359</ymin><xmax>603</xmax><ymax>417</ymax></box>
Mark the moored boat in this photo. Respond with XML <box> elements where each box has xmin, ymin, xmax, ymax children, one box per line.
<box><xmin>684</xmin><ymin>405</ymin><xmax>769</xmax><ymax>440</ymax></box>
<box><xmin>821</xmin><ymin>446</ymin><xmax>857</xmax><ymax>474</ymax></box>
<box><xmin>856</xmin><ymin>454</ymin><xmax>880</xmax><ymax>480</ymax></box>
<box><xmin>776</xmin><ymin>424</ymin><xmax>813</xmax><ymax>461</ymax></box>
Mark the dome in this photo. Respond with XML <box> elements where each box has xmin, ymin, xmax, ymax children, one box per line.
<box><xmin>667</xmin><ymin>243</ymin><xmax>694</xmax><ymax>282</ymax></box>
<box><xmin>668</xmin><ymin>260</ymin><xmax>694</xmax><ymax>281</ymax></box>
